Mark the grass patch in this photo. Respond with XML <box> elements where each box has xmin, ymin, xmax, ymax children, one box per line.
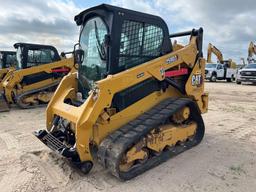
<box><xmin>230</xmin><ymin>165</ymin><xmax>246</xmax><ymax>175</ymax></box>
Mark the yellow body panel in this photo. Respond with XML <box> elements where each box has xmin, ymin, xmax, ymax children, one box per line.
<box><xmin>146</xmin><ymin>122</ymin><xmax>197</xmax><ymax>152</ymax></box>
<box><xmin>46</xmin><ymin>36</ymin><xmax>208</xmax><ymax>162</ymax></box>
<box><xmin>93</xmin><ymin>88</ymin><xmax>181</xmax><ymax>145</ymax></box>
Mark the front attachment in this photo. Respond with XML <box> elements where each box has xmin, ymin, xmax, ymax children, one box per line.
<box><xmin>33</xmin><ymin>129</ymin><xmax>94</xmax><ymax>174</ymax></box>
<box><xmin>0</xmin><ymin>92</ymin><xmax>10</xmax><ymax>112</ymax></box>
<box><xmin>34</xmin><ymin>130</ymin><xmax>78</xmax><ymax>159</ymax></box>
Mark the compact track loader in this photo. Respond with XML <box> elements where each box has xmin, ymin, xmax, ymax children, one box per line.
<box><xmin>0</xmin><ymin>43</ymin><xmax>75</xmax><ymax>112</ymax></box>
<box><xmin>35</xmin><ymin>4</ymin><xmax>208</xmax><ymax>180</ymax></box>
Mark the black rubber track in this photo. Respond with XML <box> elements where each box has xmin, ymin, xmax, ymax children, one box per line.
<box><xmin>97</xmin><ymin>98</ymin><xmax>205</xmax><ymax>180</ymax></box>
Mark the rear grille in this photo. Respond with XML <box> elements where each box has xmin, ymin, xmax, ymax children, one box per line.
<box><xmin>241</xmin><ymin>71</ymin><xmax>256</xmax><ymax>76</ymax></box>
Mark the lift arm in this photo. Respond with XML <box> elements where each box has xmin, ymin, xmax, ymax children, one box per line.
<box><xmin>248</xmin><ymin>42</ymin><xmax>256</xmax><ymax>63</ymax></box>
<box><xmin>207</xmin><ymin>43</ymin><xmax>223</xmax><ymax>63</ymax></box>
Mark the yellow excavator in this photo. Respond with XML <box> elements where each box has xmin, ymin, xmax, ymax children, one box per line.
<box><xmin>248</xmin><ymin>41</ymin><xmax>256</xmax><ymax>64</ymax></box>
<box><xmin>207</xmin><ymin>43</ymin><xmax>236</xmax><ymax>68</ymax></box>
<box><xmin>0</xmin><ymin>43</ymin><xmax>75</xmax><ymax>112</ymax></box>
<box><xmin>0</xmin><ymin>51</ymin><xmax>17</xmax><ymax>85</ymax></box>
<box><xmin>34</xmin><ymin>4</ymin><xmax>208</xmax><ymax>180</ymax></box>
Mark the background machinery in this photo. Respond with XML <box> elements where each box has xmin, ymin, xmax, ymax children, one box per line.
<box><xmin>0</xmin><ymin>43</ymin><xmax>75</xmax><ymax>112</ymax></box>
<box><xmin>248</xmin><ymin>41</ymin><xmax>256</xmax><ymax>64</ymax></box>
<box><xmin>206</xmin><ymin>43</ymin><xmax>236</xmax><ymax>82</ymax></box>
<box><xmin>34</xmin><ymin>4</ymin><xmax>208</xmax><ymax>180</ymax></box>
<box><xmin>0</xmin><ymin>51</ymin><xmax>16</xmax><ymax>83</ymax></box>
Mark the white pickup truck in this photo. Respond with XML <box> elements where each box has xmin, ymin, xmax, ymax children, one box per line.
<box><xmin>205</xmin><ymin>63</ymin><xmax>236</xmax><ymax>82</ymax></box>
<box><xmin>236</xmin><ymin>63</ymin><xmax>256</xmax><ymax>84</ymax></box>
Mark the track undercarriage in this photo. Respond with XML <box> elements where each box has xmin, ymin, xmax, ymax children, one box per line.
<box><xmin>98</xmin><ymin>98</ymin><xmax>204</xmax><ymax>180</ymax></box>
<box><xmin>35</xmin><ymin>97</ymin><xmax>205</xmax><ymax>180</ymax></box>
<box><xmin>0</xmin><ymin>81</ymin><xmax>60</xmax><ymax>111</ymax></box>
<box><xmin>15</xmin><ymin>82</ymin><xmax>59</xmax><ymax>109</ymax></box>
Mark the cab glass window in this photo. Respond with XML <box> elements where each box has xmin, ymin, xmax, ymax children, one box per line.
<box><xmin>217</xmin><ymin>65</ymin><xmax>223</xmax><ymax>70</ymax></box>
<box><xmin>6</xmin><ymin>54</ymin><xmax>16</xmax><ymax>68</ymax></box>
<box><xmin>79</xmin><ymin>17</ymin><xmax>108</xmax><ymax>83</ymax></box>
<box><xmin>27</xmin><ymin>49</ymin><xmax>55</xmax><ymax>67</ymax></box>
<box><xmin>118</xmin><ymin>20</ymin><xmax>163</xmax><ymax>70</ymax></box>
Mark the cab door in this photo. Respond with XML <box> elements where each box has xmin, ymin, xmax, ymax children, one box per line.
<box><xmin>217</xmin><ymin>64</ymin><xmax>224</xmax><ymax>78</ymax></box>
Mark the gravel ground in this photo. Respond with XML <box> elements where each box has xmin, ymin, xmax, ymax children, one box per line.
<box><xmin>0</xmin><ymin>82</ymin><xmax>255</xmax><ymax>192</ymax></box>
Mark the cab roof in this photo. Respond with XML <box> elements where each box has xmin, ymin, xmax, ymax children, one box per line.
<box><xmin>13</xmin><ymin>43</ymin><xmax>58</xmax><ymax>51</ymax></box>
<box><xmin>74</xmin><ymin>3</ymin><xmax>168</xmax><ymax>28</ymax></box>
<box><xmin>0</xmin><ymin>51</ymin><xmax>16</xmax><ymax>54</ymax></box>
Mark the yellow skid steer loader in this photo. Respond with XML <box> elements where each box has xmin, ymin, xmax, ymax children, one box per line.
<box><xmin>34</xmin><ymin>4</ymin><xmax>208</xmax><ymax>180</ymax></box>
<box><xmin>0</xmin><ymin>43</ymin><xmax>75</xmax><ymax>112</ymax></box>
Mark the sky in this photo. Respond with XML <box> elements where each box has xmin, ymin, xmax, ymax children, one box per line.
<box><xmin>0</xmin><ymin>0</ymin><xmax>255</xmax><ymax>63</ymax></box>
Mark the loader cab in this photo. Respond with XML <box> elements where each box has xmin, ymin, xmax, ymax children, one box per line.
<box><xmin>14</xmin><ymin>43</ymin><xmax>61</xmax><ymax>69</ymax></box>
<box><xmin>0</xmin><ymin>51</ymin><xmax>17</xmax><ymax>69</ymax></box>
<box><xmin>75</xmin><ymin>4</ymin><xmax>172</xmax><ymax>86</ymax></box>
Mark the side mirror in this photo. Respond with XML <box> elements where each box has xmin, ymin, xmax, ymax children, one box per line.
<box><xmin>74</xmin><ymin>49</ymin><xmax>84</xmax><ymax>66</ymax></box>
<box><xmin>60</xmin><ymin>52</ymin><xmax>66</xmax><ymax>58</ymax></box>
<box><xmin>73</xmin><ymin>43</ymin><xmax>84</xmax><ymax>70</ymax></box>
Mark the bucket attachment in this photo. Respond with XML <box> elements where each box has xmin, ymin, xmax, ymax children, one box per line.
<box><xmin>0</xmin><ymin>92</ymin><xmax>10</xmax><ymax>112</ymax></box>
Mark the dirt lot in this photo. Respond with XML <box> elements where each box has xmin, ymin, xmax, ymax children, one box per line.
<box><xmin>0</xmin><ymin>82</ymin><xmax>255</xmax><ymax>192</ymax></box>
